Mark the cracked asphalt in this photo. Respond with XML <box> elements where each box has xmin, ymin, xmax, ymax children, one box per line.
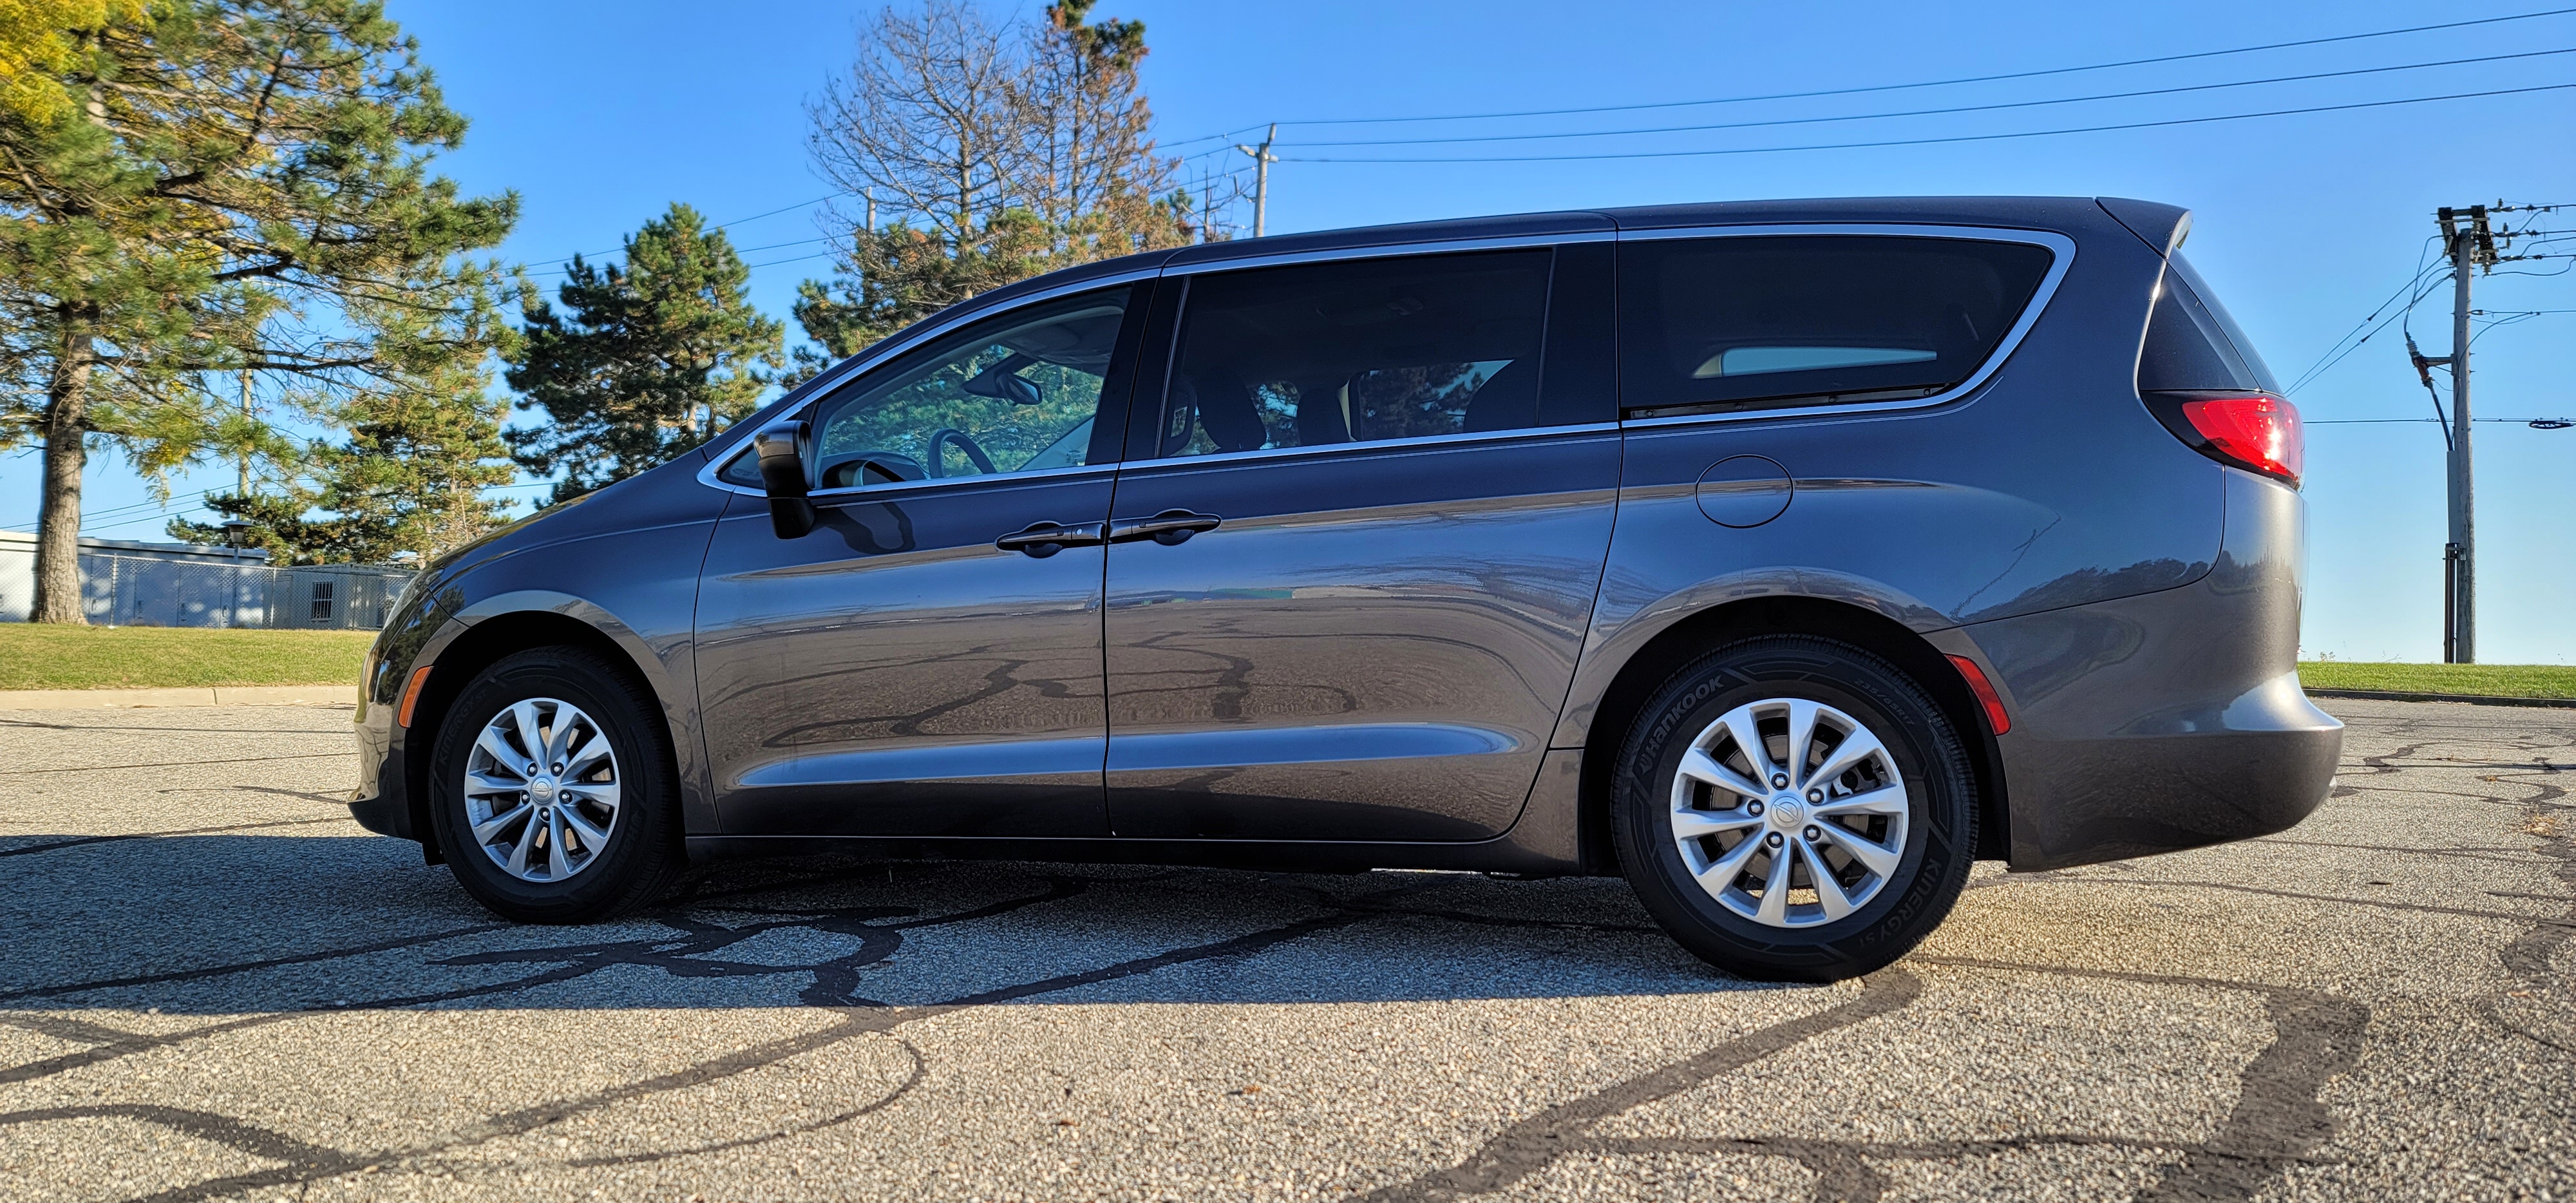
<box><xmin>0</xmin><ymin>697</ymin><xmax>2570</xmax><ymax>1202</ymax></box>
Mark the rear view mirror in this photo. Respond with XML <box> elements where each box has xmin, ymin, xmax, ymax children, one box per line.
<box><xmin>752</xmin><ymin>420</ymin><xmax>816</xmax><ymax>539</ymax></box>
<box><xmin>963</xmin><ymin>363</ymin><xmax>1043</xmax><ymax>406</ymax></box>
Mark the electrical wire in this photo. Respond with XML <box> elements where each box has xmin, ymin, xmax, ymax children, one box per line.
<box><xmin>1277</xmin><ymin>80</ymin><xmax>2576</xmax><ymax>163</ymax></box>
<box><xmin>1226</xmin><ymin>5</ymin><xmax>2576</xmax><ymax>129</ymax></box>
<box><xmin>1288</xmin><ymin>46</ymin><xmax>2576</xmax><ymax>149</ymax></box>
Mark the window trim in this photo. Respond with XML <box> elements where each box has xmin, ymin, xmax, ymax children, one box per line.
<box><xmin>1137</xmin><ymin>242</ymin><xmax>1569</xmax><ymax>471</ymax></box>
<box><xmin>1613</xmin><ymin>223</ymin><xmax>2077</xmax><ymax>430</ymax></box>
<box><xmin>696</xmin><ymin>270</ymin><xmax>1159</xmax><ymax>497</ymax></box>
<box><xmin>1117</xmin><ymin>419</ymin><xmax>1620</xmax><ymax>474</ymax></box>
<box><xmin>697</xmin><ymin>273</ymin><xmax>1156</xmax><ymax>498</ymax></box>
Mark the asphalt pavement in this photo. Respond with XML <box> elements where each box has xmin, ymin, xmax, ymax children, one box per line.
<box><xmin>0</xmin><ymin>697</ymin><xmax>2569</xmax><ymax>1201</ymax></box>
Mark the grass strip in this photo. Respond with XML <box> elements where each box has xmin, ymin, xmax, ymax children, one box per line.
<box><xmin>0</xmin><ymin>624</ymin><xmax>372</xmax><ymax>690</ymax></box>
<box><xmin>2300</xmin><ymin>660</ymin><xmax>2576</xmax><ymax>701</ymax></box>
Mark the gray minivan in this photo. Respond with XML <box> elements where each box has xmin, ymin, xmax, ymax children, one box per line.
<box><xmin>350</xmin><ymin>196</ymin><xmax>2340</xmax><ymax>981</ymax></box>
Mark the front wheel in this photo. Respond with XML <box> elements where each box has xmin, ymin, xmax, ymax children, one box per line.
<box><xmin>1613</xmin><ymin>636</ymin><xmax>1976</xmax><ymax>982</ymax></box>
<box><xmin>428</xmin><ymin>647</ymin><xmax>684</xmax><ymax>923</ymax></box>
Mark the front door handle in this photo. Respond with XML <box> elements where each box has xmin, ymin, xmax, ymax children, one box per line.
<box><xmin>996</xmin><ymin>520</ymin><xmax>1106</xmax><ymax>558</ymax></box>
<box><xmin>1110</xmin><ymin>509</ymin><xmax>1223</xmax><ymax>546</ymax></box>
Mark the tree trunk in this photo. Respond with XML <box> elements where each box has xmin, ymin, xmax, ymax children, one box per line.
<box><xmin>32</xmin><ymin>310</ymin><xmax>95</xmax><ymax>625</ymax></box>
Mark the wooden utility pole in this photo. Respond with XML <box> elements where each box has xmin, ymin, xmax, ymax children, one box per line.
<box><xmin>1235</xmin><ymin>124</ymin><xmax>1278</xmax><ymax>236</ymax></box>
<box><xmin>2434</xmin><ymin>205</ymin><xmax>2496</xmax><ymax>663</ymax></box>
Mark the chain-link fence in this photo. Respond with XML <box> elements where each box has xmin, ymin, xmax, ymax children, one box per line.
<box><xmin>77</xmin><ymin>552</ymin><xmax>413</xmax><ymax>630</ymax></box>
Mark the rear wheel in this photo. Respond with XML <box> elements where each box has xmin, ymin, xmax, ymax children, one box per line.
<box><xmin>1613</xmin><ymin>636</ymin><xmax>1976</xmax><ymax>981</ymax></box>
<box><xmin>428</xmin><ymin>647</ymin><xmax>684</xmax><ymax>923</ymax></box>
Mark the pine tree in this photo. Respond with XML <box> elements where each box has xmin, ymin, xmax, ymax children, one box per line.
<box><xmin>0</xmin><ymin>0</ymin><xmax>517</xmax><ymax>621</ymax></box>
<box><xmin>505</xmin><ymin>204</ymin><xmax>784</xmax><ymax>503</ymax></box>
<box><xmin>172</xmin><ymin>359</ymin><xmax>518</xmax><ymax>565</ymax></box>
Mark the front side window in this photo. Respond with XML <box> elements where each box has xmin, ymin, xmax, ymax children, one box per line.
<box><xmin>1159</xmin><ymin>250</ymin><xmax>1552</xmax><ymax>459</ymax></box>
<box><xmin>1618</xmin><ymin>235</ymin><xmax>2056</xmax><ymax>417</ymax></box>
<box><xmin>804</xmin><ymin>288</ymin><xmax>1132</xmax><ymax>489</ymax></box>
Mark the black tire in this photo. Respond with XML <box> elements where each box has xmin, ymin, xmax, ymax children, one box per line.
<box><xmin>428</xmin><ymin>647</ymin><xmax>685</xmax><ymax>924</ymax></box>
<box><xmin>1612</xmin><ymin>635</ymin><xmax>1976</xmax><ymax>982</ymax></box>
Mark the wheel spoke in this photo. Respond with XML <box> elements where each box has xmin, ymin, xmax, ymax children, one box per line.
<box><xmin>1720</xmin><ymin>708</ymin><xmax>1774</xmax><ymax>781</ymax></box>
<box><xmin>563</xmin><ymin>780</ymin><xmax>619</xmax><ymax>813</ymax></box>
<box><xmin>1753</xmin><ymin>844</ymin><xmax>1794</xmax><ymax>925</ymax></box>
<box><xmin>543</xmin><ymin>712</ymin><xmax>584</xmax><ymax>766</ymax></box>
<box><xmin>560</xmin><ymin>806</ymin><xmax>612</xmax><ymax>852</ymax></box>
<box><xmin>564</xmin><ymin>733</ymin><xmax>612</xmax><ymax>777</ymax></box>
<box><xmin>1694</xmin><ymin>832</ymin><xmax>1765</xmax><ymax>889</ymax></box>
<box><xmin>1810</xmin><ymin>784</ymin><xmax>1908</xmax><ymax>818</ymax></box>
<box><xmin>471</xmin><ymin>802</ymin><xmax>532</xmax><ymax>845</ymax></box>
<box><xmin>1678</xmin><ymin>748</ymin><xmax>1768</xmax><ymax>802</ymax></box>
<box><xmin>545</xmin><ymin>808</ymin><xmax>572</xmax><ymax>879</ymax></box>
<box><xmin>1671</xmin><ymin>808</ymin><xmax>1763</xmax><ymax>839</ymax></box>
<box><xmin>1829</xmin><ymin>826</ymin><xmax>1902</xmax><ymax>877</ymax></box>
<box><xmin>1783</xmin><ymin>699</ymin><xmax>1823</xmax><ymax>785</ymax></box>
<box><xmin>473</xmin><ymin>726</ymin><xmax>522</xmax><ymax>774</ymax></box>
<box><xmin>504</xmin><ymin>810</ymin><xmax>539</xmax><ymax>876</ymax></box>
<box><xmin>510</xmin><ymin>701</ymin><xmax>547</xmax><ymax>770</ymax></box>
<box><xmin>1803</xmin><ymin>726</ymin><xmax>1889</xmax><ymax>791</ymax></box>
<box><xmin>464</xmin><ymin>770</ymin><xmax>524</xmax><ymax>797</ymax></box>
<box><xmin>1797</xmin><ymin>838</ymin><xmax>1855</xmax><ymax>920</ymax></box>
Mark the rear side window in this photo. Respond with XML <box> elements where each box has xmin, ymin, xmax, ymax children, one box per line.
<box><xmin>1158</xmin><ymin>250</ymin><xmax>1551</xmax><ymax>458</ymax></box>
<box><xmin>2139</xmin><ymin>252</ymin><xmax>2280</xmax><ymax>393</ymax></box>
<box><xmin>1618</xmin><ymin>235</ymin><xmax>2056</xmax><ymax>417</ymax></box>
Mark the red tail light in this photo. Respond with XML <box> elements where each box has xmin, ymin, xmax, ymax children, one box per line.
<box><xmin>2167</xmin><ymin>393</ymin><xmax>2303</xmax><ymax>484</ymax></box>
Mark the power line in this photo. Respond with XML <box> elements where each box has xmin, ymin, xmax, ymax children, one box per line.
<box><xmin>526</xmin><ymin>192</ymin><xmax>838</xmax><ymax>269</ymax></box>
<box><xmin>1278</xmin><ymin>80</ymin><xmax>2576</xmax><ymax>164</ymax></box>
<box><xmin>1289</xmin><ymin>46</ymin><xmax>2576</xmax><ymax>148</ymax></box>
<box><xmin>1242</xmin><ymin>5</ymin><xmax>2576</xmax><ymax>128</ymax></box>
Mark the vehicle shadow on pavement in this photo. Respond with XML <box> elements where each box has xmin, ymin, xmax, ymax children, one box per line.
<box><xmin>1</xmin><ymin>835</ymin><xmax>1779</xmax><ymax>1015</ymax></box>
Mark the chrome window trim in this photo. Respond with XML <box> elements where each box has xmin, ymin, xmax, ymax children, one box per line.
<box><xmin>1156</xmin><ymin>229</ymin><xmax>1608</xmax><ymax>278</ymax></box>
<box><xmin>693</xmin><ymin>268</ymin><xmax>1161</xmax><ymax>495</ymax></box>
<box><xmin>1118</xmin><ymin>421</ymin><xmax>1619</xmax><ymax>474</ymax></box>
<box><xmin>704</xmin><ymin>459</ymin><xmax>1119</xmax><ymax>504</ymax></box>
<box><xmin>1610</xmin><ymin>223</ymin><xmax>2077</xmax><ymax>431</ymax></box>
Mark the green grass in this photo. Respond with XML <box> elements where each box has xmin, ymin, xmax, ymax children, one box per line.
<box><xmin>2300</xmin><ymin>660</ymin><xmax>2576</xmax><ymax>701</ymax></box>
<box><xmin>0</xmin><ymin>623</ymin><xmax>373</xmax><ymax>690</ymax></box>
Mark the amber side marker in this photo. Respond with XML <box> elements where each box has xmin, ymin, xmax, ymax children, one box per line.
<box><xmin>396</xmin><ymin>666</ymin><xmax>434</xmax><ymax>728</ymax></box>
<box><xmin>1945</xmin><ymin>654</ymin><xmax>2011</xmax><ymax>735</ymax></box>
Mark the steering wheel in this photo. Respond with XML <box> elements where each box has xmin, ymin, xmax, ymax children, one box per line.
<box><xmin>925</xmin><ymin>428</ymin><xmax>998</xmax><ymax>478</ymax></box>
<box><xmin>818</xmin><ymin>450</ymin><xmax>925</xmax><ymax>489</ymax></box>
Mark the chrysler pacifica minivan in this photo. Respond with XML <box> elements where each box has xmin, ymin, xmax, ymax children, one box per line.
<box><xmin>350</xmin><ymin>196</ymin><xmax>2341</xmax><ymax>981</ymax></box>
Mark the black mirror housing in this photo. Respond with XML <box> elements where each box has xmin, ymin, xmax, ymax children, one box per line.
<box><xmin>753</xmin><ymin>420</ymin><xmax>817</xmax><ymax>539</ymax></box>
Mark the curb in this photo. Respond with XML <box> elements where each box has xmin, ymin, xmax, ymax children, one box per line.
<box><xmin>2307</xmin><ymin>687</ymin><xmax>2576</xmax><ymax>710</ymax></box>
<box><xmin>0</xmin><ymin>685</ymin><xmax>356</xmax><ymax>710</ymax></box>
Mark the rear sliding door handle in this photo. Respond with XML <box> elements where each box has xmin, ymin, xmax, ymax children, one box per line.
<box><xmin>1109</xmin><ymin>509</ymin><xmax>1223</xmax><ymax>546</ymax></box>
<box><xmin>995</xmin><ymin>520</ymin><xmax>1106</xmax><ymax>558</ymax></box>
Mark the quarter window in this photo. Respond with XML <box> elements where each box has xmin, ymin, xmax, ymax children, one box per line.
<box><xmin>1159</xmin><ymin>250</ymin><xmax>1552</xmax><ymax>458</ymax></box>
<box><xmin>804</xmin><ymin>288</ymin><xmax>1133</xmax><ymax>489</ymax></box>
<box><xmin>1618</xmin><ymin>235</ymin><xmax>2056</xmax><ymax>417</ymax></box>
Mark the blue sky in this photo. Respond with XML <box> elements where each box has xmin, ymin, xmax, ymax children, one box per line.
<box><xmin>6</xmin><ymin>0</ymin><xmax>2571</xmax><ymax>661</ymax></box>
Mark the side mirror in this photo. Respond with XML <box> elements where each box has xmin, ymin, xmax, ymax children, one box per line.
<box><xmin>752</xmin><ymin>420</ymin><xmax>816</xmax><ymax>539</ymax></box>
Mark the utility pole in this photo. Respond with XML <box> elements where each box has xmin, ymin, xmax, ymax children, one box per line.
<box><xmin>1235</xmin><ymin>124</ymin><xmax>1278</xmax><ymax>237</ymax></box>
<box><xmin>2433</xmin><ymin>205</ymin><xmax>2497</xmax><ymax>663</ymax></box>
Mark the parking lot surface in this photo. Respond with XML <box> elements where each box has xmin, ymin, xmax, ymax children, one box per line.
<box><xmin>1</xmin><ymin>697</ymin><xmax>2570</xmax><ymax>1202</ymax></box>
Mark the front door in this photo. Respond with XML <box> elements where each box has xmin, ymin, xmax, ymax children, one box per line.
<box><xmin>1102</xmin><ymin>247</ymin><xmax>1620</xmax><ymax>842</ymax></box>
<box><xmin>696</xmin><ymin>285</ymin><xmax>1146</xmax><ymax>837</ymax></box>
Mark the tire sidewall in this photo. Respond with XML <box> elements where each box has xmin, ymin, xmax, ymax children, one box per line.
<box><xmin>428</xmin><ymin>649</ymin><xmax>676</xmax><ymax>923</ymax></box>
<box><xmin>1615</xmin><ymin>637</ymin><xmax>1974</xmax><ymax>980</ymax></box>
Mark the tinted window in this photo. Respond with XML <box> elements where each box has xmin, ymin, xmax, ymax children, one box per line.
<box><xmin>1159</xmin><ymin>251</ymin><xmax>1551</xmax><ymax>458</ymax></box>
<box><xmin>1618</xmin><ymin>235</ymin><xmax>2056</xmax><ymax>416</ymax></box>
<box><xmin>806</xmin><ymin>289</ymin><xmax>1131</xmax><ymax>489</ymax></box>
<box><xmin>2140</xmin><ymin>252</ymin><xmax>2280</xmax><ymax>393</ymax></box>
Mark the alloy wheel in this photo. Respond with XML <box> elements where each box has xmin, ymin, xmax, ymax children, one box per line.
<box><xmin>1668</xmin><ymin>697</ymin><xmax>1912</xmax><ymax>927</ymax></box>
<box><xmin>460</xmin><ymin>697</ymin><xmax>621</xmax><ymax>884</ymax></box>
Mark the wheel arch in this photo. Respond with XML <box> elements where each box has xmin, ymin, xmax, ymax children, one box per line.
<box><xmin>1574</xmin><ymin>595</ymin><xmax>2010</xmax><ymax>873</ymax></box>
<box><xmin>402</xmin><ymin>599</ymin><xmax>678</xmax><ymax>854</ymax></box>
